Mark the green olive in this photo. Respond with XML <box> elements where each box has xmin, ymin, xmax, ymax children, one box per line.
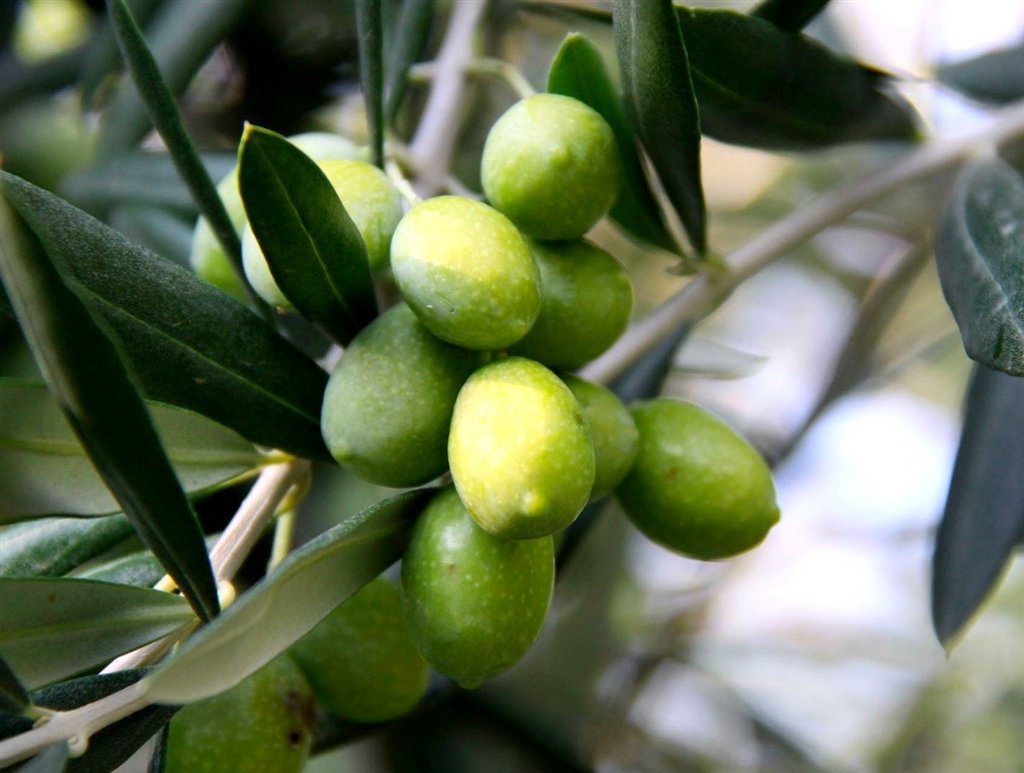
<box><xmin>164</xmin><ymin>655</ymin><xmax>315</xmax><ymax>773</ymax></box>
<box><xmin>191</xmin><ymin>132</ymin><xmax>364</xmax><ymax>299</ymax></box>
<box><xmin>448</xmin><ymin>357</ymin><xmax>594</xmax><ymax>539</ymax></box>
<box><xmin>390</xmin><ymin>196</ymin><xmax>541</xmax><ymax>351</ymax></box>
<box><xmin>561</xmin><ymin>375</ymin><xmax>639</xmax><ymax>499</ymax></box>
<box><xmin>616</xmin><ymin>399</ymin><xmax>781</xmax><ymax>560</ymax></box>
<box><xmin>481</xmin><ymin>93</ymin><xmax>620</xmax><ymax>241</ymax></box>
<box><xmin>401</xmin><ymin>486</ymin><xmax>554</xmax><ymax>688</ymax></box>
<box><xmin>288</xmin><ymin>576</ymin><xmax>429</xmax><ymax>722</ymax></box>
<box><xmin>321</xmin><ymin>303</ymin><xmax>484</xmax><ymax>487</ymax></box>
<box><xmin>509</xmin><ymin>239</ymin><xmax>633</xmax><ymax>369</ymax></box>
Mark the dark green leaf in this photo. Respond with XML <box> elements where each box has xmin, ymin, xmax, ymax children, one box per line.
<box><xmin>239</xmin><ymin>126</ymin><xmax>378</xmax><ymax>344</ymax></box>
<box><xmin>932</xmin><ymin>365</ymin><xmax>1024</xmax><ymax>646</ymax></box>
<box><xmin>0</xmin><ymin>193</ymin><xmax>218</xmax><ymax>620</ymax></box>
<box><xmin>614</xmin><ymin>0</ymin><xmax>707</xmax><ymax>255</ymax></box>
<box><xmin>936</xmin><ymin>159</ymin><xmax>1024</xmax><ymax>376</ymax></box>
<box><xmin>0</xmin><ymin>380</ymin><xmax>262</xmax><ymax>522</ymax></box>
<box><xmin>385</xmin><ymin>0</ymin><xmax>435</xmax><ymax>124</ymax></box>
<box><xmin>678</xmin><ymin>8</ymin><xmax>919</xmax><ymax>150</ymax></box>
<box><xmin>0</xmin><ymin>578</ymin><xmax>194</xmax><ymax>688</ymax></box>
<box><xmin>79</xmin><ymin>0</ymin><xmax>165</xmax><ymax>105</ymax></box>
<box><xmin>751</xmin><ymin>0</ymin><xmax>831</xmax><ymax>32</ymax></box>
<box><xmin>144</xmin><ymin>489</ymin><xmax>432</xmax><ymax>704</ymax></box>
<box><xmin>547</xmin><ymin>33</ymin><xmax>677</xmax><ymax>253</ymax></box>
<box><xmin>0</xmin><ymin>46</ymin><xmax>87</xmax><ymax>114</ymax></box>
<box><xmin>938</xmin><ymin>43</ymin><xmax>1024</xmax><ymax>105</ymax></box>
<box><xmin>104</xmin><ymin>0</ymin><xmax>261</xmax><ymax>313</ymax></box>
<box><xmin>97</xmin><ymin>0</ymin><xmax>246</xmax><ymax>157</ymax></box>
<box><xmin>2</xmin><ymin>172</ymin><xmax>331</xmax><ymax>460</ymax></box>
<box><xmin>0</xmin><ymin>516</ymin><xmax>133</xmax><ymax>577</ymax></box>
<box><xmin>13</xmin><ymin>742</ymin><xmax>68</xmax><ymax>772</ymax></box>
<box><xmin>108</xmin><ymin>206</ymin><xmax>193</xmax><ymax>268</ymax></box>
<box><xmin>59</xmin><ymin>152</ymin><xmax>235</xmax><ymax>219</ymax></box>
<box><xmin>356</xmin><ymin>0</ymin><xmax>385</xmax><ymax>169</ymax></box>
<box><xmin>32</xmin><ymin>669</ymin><xmax>148</xmax><ymax>711</ymax></box>
<box><xmin>0</xmin><ymin>655</ymin><xmax>30</xmax><ymax>716</ymax></box>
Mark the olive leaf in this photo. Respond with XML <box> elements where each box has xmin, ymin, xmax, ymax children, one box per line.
<box><xmin>0</xmin><ymin>194</ymin><xmax>218</xmax><ymax>621</ymax></box>
<box><xmin>750</xmin><ymin>0</ymin><xmax>832</xmax><ymax>32</ymax></box>
<box><xmin>107</xmin><ymin>206</ymin><xmax>193</xmax><ymax>268</ymax></box>
<box><xmin>144</xmin><ymin>489</ymin><xmax>432</xmax><ymax>704</ymax></box>
<box><xmin>547</xmin><ymin>33</ymin><xmax>677</xmax><ymax>253</ymax></box>
<box><xmin>79</xmin><ymin>0</ymin><xmax>164</xmax><ymax>105</ymax></box>
<box><xmin>0</xmin><ymin>655</ymin><xmax>30</xmax><ymax>716</ymax></box>
<box><xmin>932</xmin><ymin>365</ymin><xmax>1024</xmax><ymax>646</ymax></box>
<box><xmin>0</xmin><ymin>516</ymin><xmax>133</xmax><ymax>578</ymax></box>
<box><xmin>0</xmin><ymin>578</ymin><xmax>194</xmax><ymax>689</ymax></box>
<box><xmin>385</xmin><ymin>0</ymin><xmax>435</xmax><ymax>124</ymax></box>
<box><xmin>72</xmin><ymin>549</ymin><xmax>166</xmax><ymax>589</ymax></box>
<box><xmin>614</xmin><ymin>0</ymin><xmax>707</xmax><ymax>255</ymax></box>
<box><xmin>13</xmin><ymin>742</ymin><xmax>69</xmax><ymax>772</ymax></box>
<box><xmin>936</xmin><ymin>159</ymin><xmax>1024</xmax><ymax>376</ymax></box>
<box><xmin>356</xmin><ymin>0</ymin><xmax>385</xmax><ymax>169</ymax></box>
<box><xmin>239</xmin><ymin>125</ymin><xmax>378</xmax><ymax>345</ymax></box>
<box><xmin>2</xmin><ymin>171</ymin><xmax>331</xmax><ymax>460</ymax></box>
<box><xmin>938</xmin><ymin>42</ymin><xmax>1024</xmax><ymax>106</ymax></box>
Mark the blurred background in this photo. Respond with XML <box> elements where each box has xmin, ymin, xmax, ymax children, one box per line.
<box><xmin>2</xmin><ymin>0</ymin><xmax>1023</xmax><ymax>770</ymax></box>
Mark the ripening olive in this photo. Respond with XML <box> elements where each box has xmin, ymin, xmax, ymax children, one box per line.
<box><xmin>616</xmin><ymin>399</ymin><xmax>781</xmax><ymax>560</ymax></box>
<box><xmin>321</xmin><ymin>303</ymin><xmax>484</xmax><ymax>487</ymax></box>
<box><xmin>448</xmin><ymin>357</ymin><xmax>595</xmax><ymax>539</ymax></box>
<box><xmin>561</xmin><ymin>375</ymin><xmax>639</xmax><ymax>499</ymax></box>
<box><xmin>509</xmin><ymin>239</ymin><xmax>633</xmax><ymax>369</ymax></box>
<box><xmin>481</xmin><ymin>94</ymin><xmax>620</xmax><ymax>241</ymax></box>
<box><xmin>390</xmin><ymin>196</ymin><xmax>541</xmax><ymax>351</ymax></box>
<box><xmin>164</xmin><ymin>655</ymin><xmax>315</xmax><ymax>773</ymax></box>
<box><xmin>288</xmin><ymin>576</ymin><xmax>429</xmax><ymax>722</ymax></box>
<box><xmin>401</xmin><ymin>487</ymin><xmax>554</xmax><ymax>688</ymax></box>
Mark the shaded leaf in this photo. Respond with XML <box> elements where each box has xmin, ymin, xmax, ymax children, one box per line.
<box><xmin>0</xmin><ymin>47</ymin><xmax>87</xmax><ymax>114</ymax></box>
<box><xmin>0</xmin><ymin>579</ymin><xmax>194</xmax><ymax>688</ymax></box>
<box><xmin>356</xmin><ymin>0</ymin><xmax>385</xmax><ymax>169</ymax></box>
<box><xmin>0</xmin><ymin>655</ymin><xmax>30</xmax><ymax>716</ymax></box>
<box><xmin>144</xmin><ymin>490</ymin><xmax>432</xmax><ymax>704</ymax></box>
<box><xmin>97</xmin><ymin>0</ymin><xmax>247</xmax><ymax>157</ymax></box>
<box><xmin>385</xmin><ymin>0</ymin><xmax>435</xmax><ymax>124</ymax></box>
<box><xmin>932</xmin><ymin>365</ymin><xmax>1024</xmax><ymax>646</ymax></box>
<box><xmin>751</xmin><ymin>0</ymin><xmax>831</xmax><ymax>32</ymax></box>
<box><xmin>0</xmin><ymin>515</ymin><xmax>133</xmax><ymax>577</ymax></box>
<box><xmin>2</xmin><ymin>172</ymin><xmax>330</xmax><ymax>460</ymax></box>
<box><xmin>938</xmin><ymin>43</ymin><xmax>1024</xmax><ymax>105</ymax></box>
<box><xmin>678</xmin><ymin>8</ymin><xmax>919</xmax><ymax>150</ymax></box>
<box><xmin>936</xmin><ymin>159</ymin><xmax>1024</xmax><ymax>376</ymax></box>
<box><xmin>0</xmin><ymin>193</ymin><xmax>218</xmax><ymax>620</ymax></box>
<box><xmin>79</xmin><ymin>0</ymin><xmax>164</xmax><ymax>105</ymax></box>
<box><xmin>239</xmin><ymin>126</ymin><xmax>377</xmax><ymax>344</ymax></box>
<box><xmin>73</xmin><ymin>549</ymin><xmax>166</xmax><ymax>589</ymax></box>
<box><xmin>0</xmin><ymin>380</ymin><xmax>262</xmax><ymax>522</ymax></box>
<box><xmin>60</xmin><ymin>152</ymin><xmax>235</xmax><ymax>218</ymax></box>
<box><xmin>614</xmin><ymin>0</ymin><xmax>707</xmax><ymax>255</ymax></box>
<box><xmin>13</xmin><ymin>742</ymin><xmax>68</xmax><ymax>772</ymax></box>
<box><xmin>672</xmin><ymin>336</ymin><xmax>768</xmax><ymax>379</ymax></box>
<box><xmin>547</xmin><ymin>33</ymin><xmax>677</xmax><ymax>253</ymax></box>
<box><xmin>108</xmin><ymin>206</ymin><xmax>193</xmax><ymax>268</ymax></box>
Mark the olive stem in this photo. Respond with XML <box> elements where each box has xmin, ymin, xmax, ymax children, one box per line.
<box><xmin>464</xmin><ymin>58</ymin><xmax>537</xmax><ymax>99</ymax></box>
<box><xmin>268</xmin><ymin>509</ymin><xmax>297</xmax><ymax>570</ymax></box>
<box><xmin>386</xmin><ymin>159</ymin><xmax>423</xmax><ymax>205</ymax></box>
<box><xmin>408</xmin><ymin>0</ymin><xmax>488</xmax><ymax>195</ymax></box>
<box><xmin>580</xmin><ymin>98</ymin><xmax>1024</xmax><ymax>386</ymax></box>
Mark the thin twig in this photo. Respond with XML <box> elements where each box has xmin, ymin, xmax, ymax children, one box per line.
<box><xmin>580</xmin><ymin>100</ymin><xmax>1024</xmax><ymax>386</ymax></box>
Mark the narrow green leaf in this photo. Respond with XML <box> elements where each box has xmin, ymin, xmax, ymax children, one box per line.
<box><xmin>751</xmin><ymin>0</ymin><xmax>831</xmax><ymax>32</ymax></box>
<box><xmin>239</xmin><ymin>126</ymin><xmax>378</xmax><ymax>344</ymax></box>
<box><xmin>0</xmin><ymin>655</ymin><xmax>30</xmax><ymax>716</ymax></box>
<box><xmin>14</xmin><ymin>742</ymin><xmax>68</xmax><ymax>772</ymax></box>
<box><xmin>678</xmin><ymin>8</ymin><xmax>919</xmax><ymax>149</ymax></box>
<box><xmin>0</xmin><ymin>46</ymin><xmax>87</xmax><ymax>114</ymax></box>
<box><xmin>356</xmin><ymin>0</ymin><xmax>385</xmax><ymax>169</ymax></box>
<box><xmin>104</xmin><ymin>0</ymin><xmax>263</xmax><ymax>313</ymax></box>
<box><xmin>59</xmin><ymin>152</ymin><xmax>235</xmax><ymax>219</ymax></box>
<box><xmin>932</xmin><ymin>365</ymin><xmax>1024</xmax><ymax>646</ymax></box>
<box><xmin>385</xmin><ymin>0</ymin><xmax>435</xmax><ymax>124</ymax></box>
<box><xmin>97</xmin><ymin>0</ymin><xmax>246</xmax><ymax>157</ymax></box>
<box><xmin>0</xmin><ymin>516</ymin><xmax>133</xmax><ymax>577</ymax></box>
<box><xmin>0</xmin><ymin>192</ymin><xmax>218</xmax><ymax>621</ymax></box>
<box><xmin>938</xmin><ymin>43</ymin><xmax>1024</xmax><ymax>105</ymax></box>
<box><xmin>614</xmin><ymin>0</ymin><xmax>707</xmax><ymax>255</ymax></box>
<box><xmin>73</xmin><ymin>549</ymin><xmax>165</xmax><ymax>589</ymax></box>
<box><xmin>144</xmin><ymin>489</ymin><xmax>432</xmax><ymax>704</ymax></box>
<box><xmin>0</xmin><ymin>380</ymin><xmax>262</xmax><ymax>522</ymax></box>
<box><xmin>79</xmin><ymin>0</ymin><xmax>165</xmax><ymax>105</ymax></box>
<box><xmin>936</xmin><ymin>159</ymin><xmax>1024</xmax><ymax>376</ymax></box>
<box><xmin>0</xmin><ymin>579</ymin><xmax>194</xmax><ymax>688</ymax></box>
<box><xmin>548</xmin><ymin>32</ymin><xmax>677</xmax><ymax>253</ymax></box>
<box><xmin>2</xmin><ymin>172</ymin><xmax>331</xmax><ymax>460</ymax></box>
